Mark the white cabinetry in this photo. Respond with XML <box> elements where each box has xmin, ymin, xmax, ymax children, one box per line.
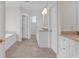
<box><xmin>70</xmin><ymin>39</ymin><xmax>79</xmax><ymax>58</ymax></box>
<box><xmin>59</xmin><ymin>36</ymin><xmax>79</xmax><ymax>58</ymax></box>
<box><xmin>37</xmin><ymin>31</ymin><xmax>48</xmax><ymax>48</ymax></box>
<box><xmin>58</xmin><ymin>36</ymin><xmax>70</xmax><ymax>58</ymax></box>
<box><xmin>0</xmin><ymin>43</ymin><xmax>5</xmax><ymax>58</ymax></box>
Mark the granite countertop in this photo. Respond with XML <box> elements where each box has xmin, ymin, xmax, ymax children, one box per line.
<box><xmin>61</xmin><ymin>31</ymin><xmax>79</xmax><ymax>42</ymax></box>
<box><xmin>0</xmin><ymin>39</ymin><xmax>5</xmax><ymax>45</ymax></box>
<box><xmin>39</xmin><ymin>28</ymin><xmax>48</xmax><ymax>32</ymax></box>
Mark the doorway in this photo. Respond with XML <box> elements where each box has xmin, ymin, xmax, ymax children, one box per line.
<box><xmin>49</xmin><ymin>3</ymin><xmax>58</xmax><ymax>54</ymax></box>
<box><xmin>31</xmin><ymin>16</ymin><xmax>37</xmax><ymax>35</ymax></box>
<box><xmin>22</xmin><ymin>14</ymin><xmax>29</xmax><ymax>39</ymax></box>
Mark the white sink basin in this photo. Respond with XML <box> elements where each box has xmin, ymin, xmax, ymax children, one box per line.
<box><xmin>40</xmin><ymin>29</ymin><xmax>44</xmax><ymax>31</ymax></box>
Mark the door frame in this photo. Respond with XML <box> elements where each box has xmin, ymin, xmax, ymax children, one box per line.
<box><xmin>21</xmin><ymin>13</ymin><xmax>31</xmax><ymax>40</ymax></box>
<box><xmin>48</xmin><ymin>2</ymin><xmax>58</xmax><ymax>54</ymax></box>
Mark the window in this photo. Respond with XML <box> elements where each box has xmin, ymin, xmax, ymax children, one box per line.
<box><xmin>32</xmin><ymin>16</ymin><xmax>36</xmax><ymax>23</ymax></box>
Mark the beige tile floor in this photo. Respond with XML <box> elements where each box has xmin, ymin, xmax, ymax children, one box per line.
<box><xmin>6</xmin><ymin>35</ymin><xmax>56</xmax><ymax>58</ymax></box>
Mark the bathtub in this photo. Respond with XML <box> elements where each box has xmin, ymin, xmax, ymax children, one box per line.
<box><xmin>5</xmin><ymin>33</ymin><xmax>16</xmax><ymax>51</ymax></box>
<box><xmin>5</xmin><ymin>33</ymin><xmax>15</xmax><ymax>38</ymax></box>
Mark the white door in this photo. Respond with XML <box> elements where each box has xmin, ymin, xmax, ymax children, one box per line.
<box><xmin>22</xmin><ymin>15</ymin><xmax>28</xmax><ymax>39</ymax></box>
<box><xmin>50</xmin><ymin>4</ymin><xmax>58</xmax><ymax>53</ymax></box>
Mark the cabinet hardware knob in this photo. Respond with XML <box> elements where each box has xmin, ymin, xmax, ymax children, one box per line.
<box><xmin>63</xmin><ymin>48</ymin><xmax>65</xmax><ymax>50</ymax></box>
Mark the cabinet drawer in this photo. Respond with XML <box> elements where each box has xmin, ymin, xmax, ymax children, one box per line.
<box><xmin>70</xmin><ymin>39</ymin><xmax>79</xmax><ymax>50</ymax></box>
<box><xmin>70</xmin><ymin>47</ymin><xmax>79</xmax><ymax>58</ymax></box>
<box><xmin>70</xmin><ymin>40</ymin><xmax>79</xmax><ymax>58</ymax></box>
<box><xmin>0</xmin><ymin>51</ymin><xmax>5</xmax><ymax>58</ymax></box>
<box><xmin>59</xmin><ymin>36</ymin><xmax>70</xmax><ymax>58</ymax></box>
<box><xmin>74</xmin><ymin>42</ymin><xmax>79</xmax><ymax>50</ymax></box>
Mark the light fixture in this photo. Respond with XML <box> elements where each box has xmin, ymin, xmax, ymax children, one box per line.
<box><xmin>41</xmin><ymin>8</ymin><xmax>47</xmax><ymax>15</ymax></box>
<box><xmin>41</xmin><ymin>10</ymin><xmax>44</xmax><ymax>15</ymax></box>
<box><xmin>44</xmin><ymin>8</ymin><xmax>47</xmax><ymax>14</ymax></box>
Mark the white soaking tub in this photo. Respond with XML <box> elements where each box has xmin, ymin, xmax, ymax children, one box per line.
<box><xmin>5</xmin><ymin>33</ymin><xmax>16</xmax><ymax>51</ymax></box>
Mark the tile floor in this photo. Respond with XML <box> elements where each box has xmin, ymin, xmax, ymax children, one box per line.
<box><xmin>6</xmin><ymin>35</ymin><xmax>56</xmax><ymax>58</ymax></box>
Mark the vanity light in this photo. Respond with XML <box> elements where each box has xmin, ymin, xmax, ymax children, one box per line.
<box><xmin>44</xmin><ymin>8</ymin><xmax>47</xmax><ymax>14</ymax></box>
<box><xmin>41</xmin><ymin>8</ymin><xmax>47</xmax><ymax>15</ymax></box>
<box><xmin>42</xmin><ymin>11</ymin><xmax>44</xmax><ymax>15</ymax></box>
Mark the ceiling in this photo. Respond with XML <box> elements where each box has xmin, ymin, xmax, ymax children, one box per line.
<box><xmin>6</xmin><ymin>1</ymin><xmax>56</xmax><ymax>15</ymax></box>
<box><xmin>22</xmin><ymin>1</ymin><xmax>48</xmax><ymax>12</ymax></box>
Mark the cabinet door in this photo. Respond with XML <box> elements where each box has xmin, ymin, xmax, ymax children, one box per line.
<box><xmin>39</xmin><ymin>32</ymin><xmax>48</xmax><ymax>48</ymax></box>
<box><xmin>0</xmin><ymin>43</ymin><xmax>5</xmax><ymax>58</ymax></box>
<box><xmin>58</xmin><ymin>37</ymin><xmax>64</xmax><ymax>57</ymax></box>
<box><xmin>70</xmin><ymin>40</ymin><xmax>79</xmax><ymax>58</ymax></box>
<box><xmin>59</xmin><ymin>36</ymin><xmax>70</xmax><ymax>58</ymax></box>
<box><xmin>59</xmin><ymin>36</ymin><xmax>67</xmax><ymax>57</ymax></box>
<box><xmin>62</xmin><ymin>37</ymin><xmax>70</xmax><ymax>58</ymax></box>
<box><xmin>64</xmin><ymin>38</ymin><xmax>70</xmax><ymax>58</ymax></box>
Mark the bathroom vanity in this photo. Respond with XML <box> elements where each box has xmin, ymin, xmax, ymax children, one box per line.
<box><xmin>58</xmin><ymin>31</ymin><xmax>79</xmax><ymax>58</ymax></box>
<box><xmin>0</xmin><ymin>39</ymin><xmax>5</xmax><ymax>58</ymax></box>
<box><xmin>37</xmin><ymin>27</ymin><xmax>50</xmax><ymax>48</ymax></box>
<box><xmin>58</xmin><ymin>1</ymin><xmax>79</xmax><ymax>58</ymax></box>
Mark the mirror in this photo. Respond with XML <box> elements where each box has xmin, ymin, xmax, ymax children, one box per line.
<box><xmin>59</xmin><ymin>1</ymin><xmax>79</xmax><ymax>35</ymax></box>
